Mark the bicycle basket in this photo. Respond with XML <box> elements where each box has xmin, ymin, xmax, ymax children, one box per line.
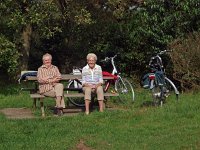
<box><xmin>73</xmin><ymin>68</ymin><xmax>81</xmax><ymax>75</ymax></box>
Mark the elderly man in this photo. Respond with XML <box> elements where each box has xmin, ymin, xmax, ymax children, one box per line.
<box><xmin>82</xmin><ymin>53</ymin><xmax>104</xmax><ymax>115</ymax></box>
<box><xmin>37</xmin><ymin>53</ymin><xmax>65</xmax><ymax>116</ymax></box>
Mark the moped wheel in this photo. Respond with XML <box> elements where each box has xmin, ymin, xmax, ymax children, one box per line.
<box><xmin>115</xmin><ymin>77</ymin><xmax>135</xmax><ymax>103</ymax></box>
<box><xmin>67</xmin><ymin>80</ymin><xmax>85</xmax><ymax>107</ymax></box>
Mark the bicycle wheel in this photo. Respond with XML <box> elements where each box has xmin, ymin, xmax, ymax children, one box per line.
<box><xmin>67</xmin><ymin>80</ymin><xmax>85</xmax><ymax>107</ymax></box>
<box><xmin>115</xmin><ymin>77</ymin><xmax>135</xmax><ymax>103</ymax></box>
<box><xmin>164</xmin><ymin>77</ymin><xmax>179</xmax><ymax>101</ymax></box>
<box><xmin>151</xmin><ymin>80</ymin><xmax>165</xmax><ymax>106</ymax></box>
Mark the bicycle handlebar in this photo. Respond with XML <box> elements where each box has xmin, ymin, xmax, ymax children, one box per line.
<box><xmin>149</xmin><ymin>50</ymin><xmax>172</xmax><ymax>60</ymax></box>
<box><xmin>157</xmin><ymin>50</ymin><xmax>172</xmax><ymax>55</ymax></box>
<box><xmin>101</xmin><ymin>54</ymin><xmax>118</xmax><ymax>62</ymax></box>
<box><xmin>148</xmin><ymin>49</ymin><xmax>172</xmax><ymax>68</ymax></box>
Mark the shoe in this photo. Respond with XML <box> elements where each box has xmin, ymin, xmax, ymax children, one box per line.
<box><xmin>57</xmin><ymin>109</ymin><xmax>63</xmax><ymax>116</ymax></box>
<box><xmin>54</xmin><ymin>107</ymin><xmax>63</xmax><ymax>116</ymax></box>
<box><xmin>85</xmin><ymin>111</ymin><xmax>89</xmax><ymax>115</ymax></box>
<box><xmin>53</xmin><ymin>107</ymin><xmax>58</xmax><ymax>115</ymax></box>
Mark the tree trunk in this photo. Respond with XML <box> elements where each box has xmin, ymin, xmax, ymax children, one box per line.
<box><xmin>20</xmin><ymin>24</ymin><xmax>32</xmax><ymax>71</ymax></box>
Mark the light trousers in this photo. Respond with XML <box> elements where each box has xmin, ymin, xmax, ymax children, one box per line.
<box><xmin>43</xmin><ymin>83</ymin><xmax>65</xmax><ymax>108</ymax></box>
<box><xmin>83</xmin><ymin>86</ymin><xmax>104</xmax><ymax>101</ymax></box>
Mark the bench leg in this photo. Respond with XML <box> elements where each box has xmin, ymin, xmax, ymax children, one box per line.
<box><xmin>33</xmin><ymin>98</ymin><xmax>37</xmax><ymax>109</ymax></box>
<box><xmin>103</xmin><ymin>101</ymin><xmax>106</xmax><ymax>109</ymax></box>
<box><xmin>40</xmin><ymin>98</ymin><xmax>45</xmax><ymax>117</ymax></box>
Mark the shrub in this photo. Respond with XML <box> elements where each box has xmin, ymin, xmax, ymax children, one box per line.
<box><xmin>0</xmin><ymin>35</ymin><xmax>20</xmax><ymax>78</ymax></box>
<box><xmin>169</xmin><ymin>32</ymin><xmax>200</xmax><ymax>91</ymax></box>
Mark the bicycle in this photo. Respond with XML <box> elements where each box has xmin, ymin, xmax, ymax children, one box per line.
<box><xmin>142</xmin><ymin>50</ymin><xmax>179</xmax><ymax>106</ymax></box>
<box><xmin>66</xmin><ymin>54</ymin><xmax>135</xmax><ymax>107</ymax></box>
<box><xmin>101</xmin><ymin>54</ymin><xmax>135</xmax><ymax>104</ymax></box>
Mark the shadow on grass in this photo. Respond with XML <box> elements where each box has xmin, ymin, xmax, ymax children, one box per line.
<box><xmin>140</xmin><ymin>100</ymin><xmax>156</xmax><ymax>107</ymax></box>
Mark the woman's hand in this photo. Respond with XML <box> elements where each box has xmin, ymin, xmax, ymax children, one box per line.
<box><xmin>95</xmin><ymin>83</ymin><xmax>102</xmax><ymax>89</ymax></box>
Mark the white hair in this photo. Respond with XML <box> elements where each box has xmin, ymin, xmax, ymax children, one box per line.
<box><xmin>86</xmin><ymin>53</ymin><xmax>97</xmax><ymax>61</ymax></box>
<box><xmin>42</xmin><ymin>53</ymin><xmax>52</xmax><ymax>60</ymax></box>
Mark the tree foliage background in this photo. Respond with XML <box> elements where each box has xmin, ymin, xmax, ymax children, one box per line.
<box><xmin>0</xmin><ymin>0</ymin><xmax>200</xmax><ymax>90</ymax></box>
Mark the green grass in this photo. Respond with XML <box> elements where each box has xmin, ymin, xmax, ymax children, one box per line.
<box><xmin>0</xmin><ymin>84</ymin><xmax>200</xmax><ymax>150</ymax></box>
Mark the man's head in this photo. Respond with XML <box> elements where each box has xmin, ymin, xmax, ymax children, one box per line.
<box><xmin>42</xmin><ymin>53</ymin><xmax>52</xmax><ymax>68</ymax></box>
<box><xmin>87</xmin><ymin>53</ymin><xmax>97</xmax><ymax>69</ymax></box>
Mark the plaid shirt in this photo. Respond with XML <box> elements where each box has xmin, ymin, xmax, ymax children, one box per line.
<box><xmin>37</xmin><ymin>65</ymin><xmax>61</xmax><ymax>94</ymax></box>
<box><xmin>82</xmin><ymin>64</ymin><xmax>103</xmax><ymax>85</ymax></box>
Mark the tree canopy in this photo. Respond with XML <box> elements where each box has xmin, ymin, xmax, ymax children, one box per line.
<box><xmin>0</xmin><ymin>0</ymin><xmax>200</xmax><ymax>90</ymax></box>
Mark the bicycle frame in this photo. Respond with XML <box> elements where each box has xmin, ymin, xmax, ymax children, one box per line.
<box><xmin>110</xmin><ymin>55</ymin><xmax>118</xmax><ymax>75</ymax></box>
<box><xmin>102</xmin><ymin>54</ymin><xmax>119</xmax><ymax>92</ymax></box>
<box><xmin>102</xmin><ymin>54</ymin><xmax>129</xmax><ymax>93</ymax></box>
<box><xmin>148</xmin><ymin>50</ymin><xmax>169</xmax><ymax>86</ymax></box>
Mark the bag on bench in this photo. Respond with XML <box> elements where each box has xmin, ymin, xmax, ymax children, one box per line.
<box><xmin>18</xmin><ymin>71</ymin><xmax>37</xmax><ymax>83</ymax></box>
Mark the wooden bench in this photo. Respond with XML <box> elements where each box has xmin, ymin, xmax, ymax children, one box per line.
<box><xmin>23</xmin><ymin>74</ymin><xmax>119</xmax><ymax>117</ymax></box>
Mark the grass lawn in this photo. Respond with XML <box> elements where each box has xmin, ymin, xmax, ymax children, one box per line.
<box><xmin>0</xmin><ymin>83</ymin><xmax>200</xmax><ymax>150</ymax></box>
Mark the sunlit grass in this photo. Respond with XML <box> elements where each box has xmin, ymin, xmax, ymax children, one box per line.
<box><xmin>0</xmin><ymin>84</ymin><xmax>200</xmax><ymax>150</ymax></box>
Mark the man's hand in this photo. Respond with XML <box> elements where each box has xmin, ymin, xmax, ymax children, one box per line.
<box><xmin>51</xmin><ymin>76</ymin><xmax>61</xmax><ymax>83</ymax></box>
<box><xmin>41</xmin><ymin>76</ymin><xmax>61</xmax><ymax>84</ymax></box>
<box><xmin>41</xmin><ymin>77</ymin><xmax>50</xmax><ymax>83</ymax></box>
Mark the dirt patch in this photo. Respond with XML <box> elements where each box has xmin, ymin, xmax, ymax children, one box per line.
<box><xmin>76</xmin><ymin>139</ymin><xmax>93</xmax><ymax>150</ymax></box>
<box><xmin>0</xmin><ymin>106</ymin><xmax>118</xmax><ymax>119</ymax></box>
<box><xmin>0</xmin><ymin>108</ymin><xmax>35</xmax><ymax>119</ymax></box>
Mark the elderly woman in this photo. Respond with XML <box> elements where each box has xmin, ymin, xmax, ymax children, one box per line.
<box><xmin>82</xmin><ymin>53</ymin><xmax>104</xmax><ymax>115</ymax></box>
<box><xmin>37</xmin><ymin>53</ymin><xmax>65</xmax><ymax>116</ymax></box>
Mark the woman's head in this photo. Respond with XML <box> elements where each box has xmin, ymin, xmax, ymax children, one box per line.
<box><xmin>87</xmin><ymin>53</ymin><xmax>97</xmax><ymax>69</ymax></box>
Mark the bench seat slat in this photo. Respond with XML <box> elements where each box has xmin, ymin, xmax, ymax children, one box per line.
<box><xmin>64</xmin><ymin>93</ymin><xmax>84</xmax><ymax>97</ymax></box>
<box><xmin>30</xmin><ymin>92</ymin><xmax>119</xmax><ymax>98</ymax></box>
<box><xmin>30</xmin><ymin>93</ymin><xmax>45</xmax><ymax>98</ymax></box>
